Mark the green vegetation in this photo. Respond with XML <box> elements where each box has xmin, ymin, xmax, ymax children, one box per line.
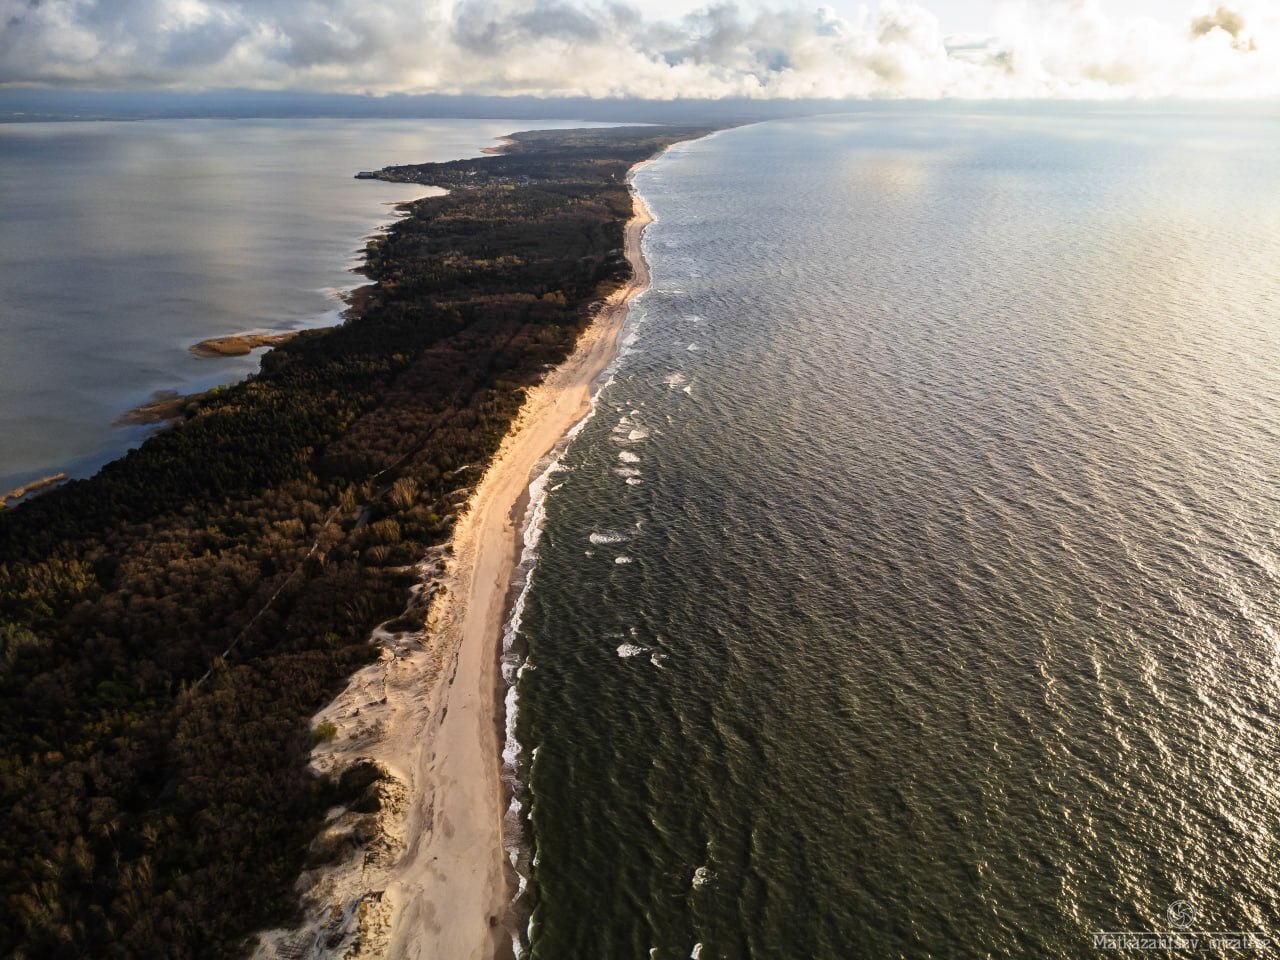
<box><xmin>0</xmin><ymin>124</ymin><xmax>715</xmax><ymax>959</ymax></box>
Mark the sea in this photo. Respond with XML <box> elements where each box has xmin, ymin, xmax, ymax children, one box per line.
<box><xmin>3</xmin><ymin>105</ymin><xmax>1277</xmax><ymax>959</ymax></box>
<box><xmin>0</xmin><ymin>117</ymin><xmax>598</xmax><ymax>494</ymax></box>
<box><xmin>509</xmin><ymin>106</ymin><xmax>1280</xmax><ymax>958</ymax></box>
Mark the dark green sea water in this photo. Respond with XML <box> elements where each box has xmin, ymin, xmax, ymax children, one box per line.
<box><xmin>509</xmin><ymin>108</ymin><xmax>1280</xmax><ymax>958</ymax></box>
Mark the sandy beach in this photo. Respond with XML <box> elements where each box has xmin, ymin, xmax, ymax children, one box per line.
<box><xmin>480</xmin><ymin>136</ymin><xmax>517</xmax><ymax>156</ymax></box>
<box><xmin>253</xmin><ymin>156</ymin><xmax>658</xmax><ymax>960</ymax></box>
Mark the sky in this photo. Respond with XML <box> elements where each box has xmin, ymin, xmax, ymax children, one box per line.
<box><xmin>1</xmin><ymin>0</ymin><xmax>1277</xmax><ymax>100</ymax></box>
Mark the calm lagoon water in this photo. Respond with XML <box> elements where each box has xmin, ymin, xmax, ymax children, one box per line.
<box><xmin>513</xmin><ymin>107</ymin><xmax>1280</xmax><ymax>958</ymax></box>
<box><xmin>0</xmin><ymin>117</ymin><xmax>589</xmax><ymax>492</ymax></box>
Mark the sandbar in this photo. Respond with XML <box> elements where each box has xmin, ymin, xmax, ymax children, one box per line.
<box><xmin>190</xmin><ymin>331</ymin><xmax>299</xmax><ymax>358</ymax></box>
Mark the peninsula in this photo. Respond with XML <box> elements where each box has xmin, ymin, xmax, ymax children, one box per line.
<box><xmin>0</xmin><ymin>125</ymin><xmax>714</xmax><ymax>959</ymax></box>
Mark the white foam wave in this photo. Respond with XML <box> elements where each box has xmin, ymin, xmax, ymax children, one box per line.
<box><xmin>590</xmin><ymin>371</ymin><xmax>617</xmax><ymax>403</ymax></box>
<box><xmin>617</xmin><ymin>642</ymin><xmax>647</xmax><ymax>657</ymax></box>
<box><xmin>618</xmin><ymin>321</ymin><xmax>643</xmax><ymax>355</ymax></box>
<box><xmin>614</xmin><ymin>467</ymin><xmax>642</xmax><ymax>478</ymax></box>
<box><xmin>626</xmin><ymin>477</ymin><xmax>644</xmax><ymax>486</ymax></box>
<box><xmin>618</xmin><ymin>451</ymin><xmax>641</xmax><ymax>463</ymax></box>
<box><xmin>615</xmin><ymin>555</ymin><xmax>633</xmax><ymax>564</ymax></box>
<box><xmin>496</xmin><ymin>319</ymin><xmax>618</xmax><ymax>920</ymax></box>
<box><xmin>691</xmin><ymin>945</ymin><xmax>703</xmax><ymax>959</ymax></box>
<box><xmin>627</xmin><ymin>427</ymin><xmax>650</xmax><ymax>441</ymax></box>
<box><xmin>497</xmin><ymin>173</ymin><xmax>657</xmax><ymax>949</ymax></box>
<box><xmin>498</xmin><ymin>455</ymin><xmax>560</xmax><ymax>911</ymax></box>
<box><xmin>589</xmin><ymin>531</ymin><xmax>628</xmax><ymax>544</ymax></box>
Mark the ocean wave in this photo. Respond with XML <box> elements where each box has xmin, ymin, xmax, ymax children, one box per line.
<box><xmin>497</xmin><ymin>299</ymin><xmax>622</xmax><ymax>927</ymax></box>
<box><xmin>505</xmin><ymin>170</ymin><xmax>662</xmax><ymax>954</ymax></box>
<box><xmin>589</xmin><ymin>531</ymin><xmax>629</xmax><ymax>545</ymax></box>
<box><xmin>498</xmin><ymin>452</ymin><xmax>563</xmax><ymax>914</ymax></box>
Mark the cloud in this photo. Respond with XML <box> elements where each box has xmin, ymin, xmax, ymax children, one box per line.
<box><xmin>1191</xmin><ymin>5</ymin><xmax>1245</xmax><ymax>39</ymax></box>
<box><xmin>1190</xmin><ymin>4</ymin><xmax>1256</xmax><ymax>51</ymax></box>
<box><xmin>0</xmin><ymin>0</ymin><xmax>1276</xmax><ymax>98</ymax></box>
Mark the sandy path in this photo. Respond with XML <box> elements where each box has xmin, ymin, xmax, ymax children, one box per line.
<box><xmin>254</xmin><ymin>158</ymin><xmax>658</xmax><ymax>960</ymax></box>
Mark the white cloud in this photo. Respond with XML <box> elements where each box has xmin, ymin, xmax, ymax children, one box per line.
<box><xmin>0</xmin><ymin>0</ymin><xmax>1276</xmax><ymax>98</ymax></box>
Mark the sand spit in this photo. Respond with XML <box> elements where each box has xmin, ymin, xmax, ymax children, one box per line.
<box><xmin>0</xmin><ymin>472</ymin><xmax>68</xmax><ymax>509</ymax></box>
<box><xmin>190</xmin><ymin>331</ymin><xmax>300</xmax><ymax>358</ymax></box>
<box><xmin>252</xmin><ymin>159</ymin><xmax>657</xmax><ymax>960</ymax></box>
<box><xmin>479</xmin><ymin>137</ymin><xmax>517</xmax><ymax>156</ymax></box>
<box><xmin>114</xmin><ymin>389</ymin><xmax>194</xmax><ymax>427</ymax></box>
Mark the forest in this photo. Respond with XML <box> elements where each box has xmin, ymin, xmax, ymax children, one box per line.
<box><xmin>0</xmin><ymin>124</ymin><xmax>715</xmax><ymax>959</ymax></box>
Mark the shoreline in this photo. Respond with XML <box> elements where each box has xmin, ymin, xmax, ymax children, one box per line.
<box><xmin>113</xmin><ymin>194</ymin><xmax>430</xmax><ymax>438</ymax></box>
<box><xmin>379</xmin><ymin>160</ymin><xmax>655</xmax><ymax>956</ymax></box>
<box><xmin>254</xmin><ymin>155</ymin><xmax>659</xmax><ymax>960</ymax></box>
<box><xmin>480</xmin><ymin>136</ymin><xmax>517</xmax><ymax>156</ymax></box>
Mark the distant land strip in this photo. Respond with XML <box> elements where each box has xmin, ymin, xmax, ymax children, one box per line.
<box><xmin>0</xmin><ymin>124</ymin><xmax>717</xmax><ymax>959</ymax></box>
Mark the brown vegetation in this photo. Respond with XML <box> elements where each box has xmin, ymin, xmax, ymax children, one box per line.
<box><xmin>190</xmin><ymin>332</ymin><xmax>301</xmax><ymax>358</ymax></box>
